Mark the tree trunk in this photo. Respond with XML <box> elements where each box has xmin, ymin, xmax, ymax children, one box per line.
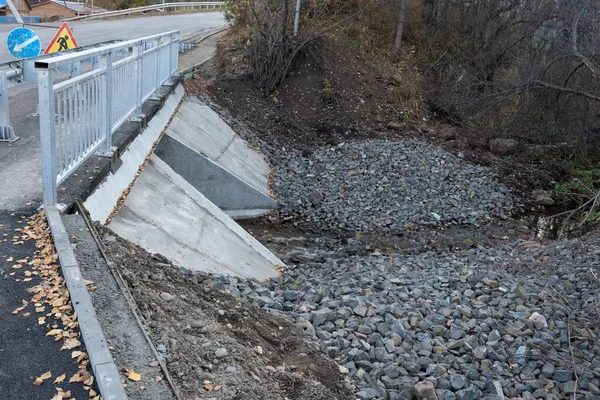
<box><xmin>394</xmin><ymin>0</ymin><xmax>407</xmax><ymax>54</ymax></box>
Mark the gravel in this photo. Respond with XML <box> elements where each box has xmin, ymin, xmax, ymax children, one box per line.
<box><xmin>271</xmin><ymin>139</ymin><xmax>517</xmax><ymax>232</ymax></box>
<box><xmin>205</xmin><ymin>229</ymin><xmax>600</xmax><ymax>400</ymax></box>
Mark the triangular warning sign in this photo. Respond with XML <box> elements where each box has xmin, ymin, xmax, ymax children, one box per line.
<box><xmin>44</xmin><ymin>23</ymin><xmax>78</xmax><ymax>54</ymax></box>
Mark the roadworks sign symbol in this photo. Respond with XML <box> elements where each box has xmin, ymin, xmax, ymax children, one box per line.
<box><xmin>44</xmin><ymin>23</ymin><xmax>78</xmax><ymax>54</ymax></box>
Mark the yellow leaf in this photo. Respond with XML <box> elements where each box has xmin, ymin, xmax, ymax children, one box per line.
<box><xmin>40</xmin><ymin>371</ymin><xmax>51</xmax><ymax>380</ymax></box>
<box><xmin>214</xmin><ymin>384</ymin><xmax>223</xmax><ymax>391</ymax></box>
<box><xmin>46</xmin><ymin>329</ymin><xmax>60</xmax><ymax>336</ymax></box>
<box><xmin>69</xmin><ymin>373</ymin><xmax>83</xmax><ymax>383</ymax></box>
<box><xmin>89</xmin><ymin>389</ymin><xmax>97</xmax><ymax>396</ymax></box>
<box><xmin>124</xmin><ymin>368</ymin><xmax>141</xmax><ymax>382</ymax></box>
<box><xmin>71</xmin><ymin>350</ymin><xmax>82</xmax><ymax>358</ymax></box>
<box><xmin>155</xmin><ymin>376</ymin><xmax>162</xmax><ymax>382</ymax></box>
<box><xmin>6</xmin><ymin>257</ymin><xmax>13</xmax><ymax>262</ymax></box>
<box><xmin>84</xmin><ymin>279</ymin><xmax>95</xmax><ymax>286</ymax></box>
<box><xmin>54</xmin><ymin>373</ymin><xmax>66</xmax><ymax>384</ymax></box>
<box><xmin>204</xmin><ymin>382</ymin><xmax>214</xmax><ymax>391</ymax></box>
<box><xmin>32</xmin><ymin>377</ymin><xmax>44</xmax><ymax>386</ymax></box>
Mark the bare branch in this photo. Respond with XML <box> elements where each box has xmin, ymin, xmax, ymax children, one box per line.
<box><xmin>532</xmin><ymin>80</ymin><xmax>600</xmax><ymax>103</ymax></box>
<box><xmin>571</xmin><ymin>0</ymin><xmax>600</xmax><ymax>79</ymax></box>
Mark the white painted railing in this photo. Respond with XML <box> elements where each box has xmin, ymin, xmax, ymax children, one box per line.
<box><xmin>36</xmin><ymin>30</ymin><xmax>180</xmax><ymax>206</ymax></box>
<box><xmin>64</xmin><ymin>2</ymin><xmax>226</xmax><ymax>21</ymax></box>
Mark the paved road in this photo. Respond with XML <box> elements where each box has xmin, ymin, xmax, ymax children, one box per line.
<box><xmin>0</xmin><ymin>12</ymin><xmax>226</xmax><ymax>62</ymax></box>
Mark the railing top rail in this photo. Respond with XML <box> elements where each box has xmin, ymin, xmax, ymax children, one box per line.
<box><xmin>34</xmin><ymin>30</ymin><xmax>179</xmax><ymax>70</ymax></box>
<box><xmin>64</xmin><ymin>2</ymin><xmax>225</xmax><ymax>21</ymax></box>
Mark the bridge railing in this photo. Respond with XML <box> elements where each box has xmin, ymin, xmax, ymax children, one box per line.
<box><xmin>36</xmin><ymin>30</ymin><xmax>180</xmax><ymax>206</ymax></box>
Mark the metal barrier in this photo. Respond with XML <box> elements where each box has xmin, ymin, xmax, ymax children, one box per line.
<box><xmin>36</xmin><ymin>30</ymin><xmax>180</xmax><ymax>206</ymax></box>
<box><xmin>64</xmin><ymin>1</ymin><xmax>226</xmax><ymax>21</ymax></box>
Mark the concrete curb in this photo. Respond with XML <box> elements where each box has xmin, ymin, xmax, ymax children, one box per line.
<box><xmin>180</xmin><ymin>26</ymin><xmax>229</xmax><ymax>44</ymax></box>
<box><xmin>179</xmin><ymin>27</ymin><xmax>229</xmax><ymax>76</ymax></box>
<box><xmin>46</xmin><ymin>206</ymin><xmax>127</xmax><ymax>400</ymax></box>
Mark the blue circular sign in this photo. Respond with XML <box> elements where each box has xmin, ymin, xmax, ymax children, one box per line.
<box><xmin>6</xmin><ymin>27</ymin><xmax>41</xmax><ymax>60</ymax></box>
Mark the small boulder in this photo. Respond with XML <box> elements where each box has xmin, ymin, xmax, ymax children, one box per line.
<box><xmin>532</xmin><ymin>190</ymin><xmax>554</xmax><ymax>206</ymax></box>
<box><xmin>439</xmin><ymin>126</ymin><xmax>456</xmax><ymax>141</ymax></box>
<box><xmin>387</xmin><ymin>122</ymin><xmax>404</xmax><ymax>131</ymax></box>
<box><xmin>489</xmin><ymin>138</ymin><xmax>519</xmax><ymax>156</ymax></box>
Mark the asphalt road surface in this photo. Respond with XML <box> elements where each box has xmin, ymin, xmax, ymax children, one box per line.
<box><xmin>0</xmin><ymin>12</ymin><xmax>226</xmax><ymax>62</ymax></box>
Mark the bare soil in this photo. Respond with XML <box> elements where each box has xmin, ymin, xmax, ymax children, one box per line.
<box><xmin>96</xmin><ymin>223</ymin><xmax>354</xmax><ymax>400</ymax></box>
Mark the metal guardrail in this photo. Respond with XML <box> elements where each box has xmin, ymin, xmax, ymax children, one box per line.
<box><xmin>64</xmin><ymin>1</ymin><xmax>225</xmax><ymax>21</ymax></box>
<box><xmin>36</xmin><ymin>30</ymin><xmax>180</xmax><ymax>206</ymax></box>
<box><xmin>0</xmin><ymin>40</ymin><xmax>123</xmax><ymax>141</ymax></box>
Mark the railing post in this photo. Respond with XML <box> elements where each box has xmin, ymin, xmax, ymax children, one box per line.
<box><xmin>0</xmin><ymin>71</ymin><xmax>19</xmax><ymax>143</ymax></box>
<box><xmin>134</xmin><ymin>43</ymin><xmax>144</xmax><ymax>117</ymax></box>
<box><xmin>39</xmin><ymin>69</ymin><xmax>57</xmax><ymax>206</ymax></box>
<box><xmin>154</xmin><ymin>38</ymin><xmax>160</xmax><ymax>97</ymax></box>
<box><xmin>100</xmin><ymin>51</ymin><xmax>114</xmax><ymax>154</ymax></box>
<box><xmin>168</xmin><ymin>34</ymin><xmax>173</xmax><ymax>81</ymax></box>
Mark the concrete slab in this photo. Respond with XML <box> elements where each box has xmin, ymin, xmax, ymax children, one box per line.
<box><xmin>84</xmin><ymin>84</ymin><xmax>185</xmax><ymax>223</ymax></box>
<box><xmin>107</xmin><ymin>155</ymin><xmax>281</xmax><ymax>280</ymax></box>
<box><xmin>155</xmin><ymin>133</ymin><xmax>277</xmax><ymax>217</ymax></box>
<box><xmin>166</xmin><ymin>97</ymin><xmax>271</xmax><ymax>197</ymax></box>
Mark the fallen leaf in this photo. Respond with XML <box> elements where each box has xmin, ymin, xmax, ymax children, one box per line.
<box><xmin>214</xmin><ymin>384</ymin><xmax>223</xmax><ymax>391</ymax></box>
<box><xmin>33</xmin><ymin>371</ymin><xmax>51</xmax><ymax>385</ymax></box>
<box><xmin>155</xmin><ymin>376</ymin><xmax>162</xmax><ymax>382</ymax></box>
<box><xmin>83</xmin><ymin>375</ymin><xmax>94</xmax><ymax>386</ymax></box>
<box><xmin>123</xmin><ymin>368</ymin><xmax>141</xmax><ymax>382</ymax></box>
<box><xmin>12</xmin><ymin>306</ymin><xmax>25</xmax><ymax>314</ymax></box>
<box><xmin>54</xmin><ymin>373</ymin><xmax>66</xmax><ymax>384</ymax></box>
<box><xmin>62</xmin><ymin>338</ymin><xmax>81</xmax><ymax>350</ymax></box>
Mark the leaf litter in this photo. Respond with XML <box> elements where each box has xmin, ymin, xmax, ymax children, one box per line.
<box><xmin>8</xmin><ymin>211</ymin><xmax>98</xmax><ymax>398</ymax></box>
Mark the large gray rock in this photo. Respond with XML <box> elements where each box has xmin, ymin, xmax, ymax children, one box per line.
<box><xmin>414</xmin><ymin>381</ymin><xmax>438</xmax><ymax>400</ymax></box>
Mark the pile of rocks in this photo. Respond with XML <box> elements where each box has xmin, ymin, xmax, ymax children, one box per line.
<box><xmin>197</xmin><ymin>95</ymin><xmax>518</xmax><ymax>233</ymax></box>
<box><xmin>271</xmin><ymin>140</ymin><xmax>517</xmax><ymax>232</ymax></box>
<box><xmin>208</xmin><ymin>233</ymin><xmax>600</xmax><ymax>400</ymax></box>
